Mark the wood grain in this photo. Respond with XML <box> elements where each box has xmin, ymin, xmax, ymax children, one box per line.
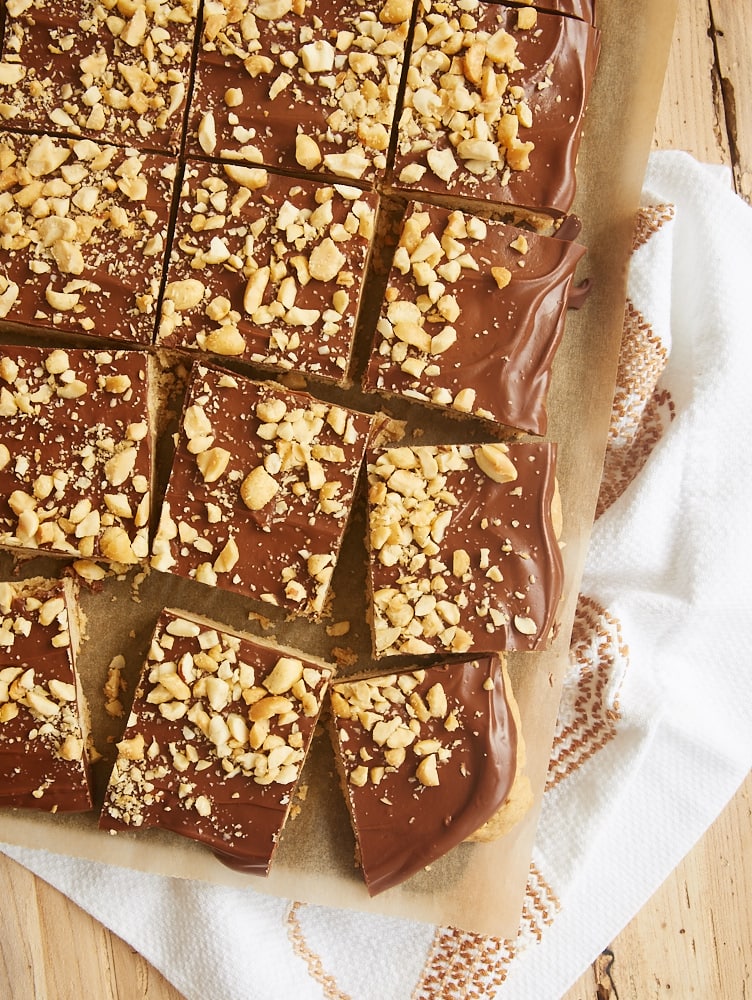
<box><xmin>709</xmin><ymin>0</ymin><xmax>752</xmax><ymax>200</ymax></box>
<box><xmin>1</xmin><ymin>1</ymin><xmax>750</xmax><ymax>998</ymax></box>
<box><xmin>651</xmin><ymin>0</ymin><xmax>730</xmax><ymax>165</ymax></box>
<box><xmin>0</xmin><ymin>855</ymin><xmax>182</xmax><ymax>1000</ymax></box>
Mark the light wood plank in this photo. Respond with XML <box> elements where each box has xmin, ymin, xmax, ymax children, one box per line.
<box><xmin>651</xmin><ymin>0</ymin><xmax>730</xmax><ymax>165</ymax></box>
<box><xmin>34</xmin><ymin>878</ymin><xmax>118</xmax><ymax>1000</ymax></box>
<box><xmin>0</xmin><ymin>857</ymin><xmax>49</xmax><ymax>999</ymax></box>
<box><xmin>621</xmin><ymin>774</ymin><xmax>752</xmax><ymax>998</ymax></box>
<box><xmin>709</xmin><ymin>0</ymin><xmax>752</xmax><ymax>201</ymax></box>
<box><xmin>0</xmin><ymin>855</ymin><xmax>185</xmax><ymax>1000</ymax></box>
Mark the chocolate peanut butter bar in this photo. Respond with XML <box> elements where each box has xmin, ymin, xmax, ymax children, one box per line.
<box><xmin>391</xmin><ymin>0</ymin><xmax>601</xmax><ymax>216</ymax></box>
<box><xmin>366</xmin><ymin>440</ymin><xmax>563</xmax><ymax>657</ymax></box>
<box><xmin>156</xmin><ymin>160</ymin><xmax>378</xmax><ymax>383</ymax></box>
<box><xmin>100</xmin><ymin>607</ymin><xmax>333</xmax><ymax>874</ymax></box>
<box><xmin>329</xmin><ymin>653</ymin><xmax>530</xmax><ymax>894</ymax></box>
<box><xmin>151</xmin><ymin>362</ymin><xmax>374</xmax><ymax>617</ymax></box>
<box><xmin>0</xmin><ymin>131</ymin><xmax>176</xmax><ymax>343</ymax></box>
<box><xmin>362</xmin><ymin>201</ymin><xmax>586</xmax><ymax>435</ymax></box>
<box><xmin>186</xmin><ymin>0</ymin><xmax>411</xmax><ymax>184</ymax></box>
<box><xmin>0</xmin><ymin>345</ymin><xmax>153</xmax><ymax>568</ymax></box>
<box><xmin>0</xmin><ymin>576</ymin><xmax>93</xmax><ymax>813</ymax></box>
<box><xmin>0</xmin><ymin>0</ymin><xmax>199</xmax><ymax>154</ymax></box>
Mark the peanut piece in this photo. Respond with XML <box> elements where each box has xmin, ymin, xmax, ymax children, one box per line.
<box><xmin>165</xmin><ymin>278</ymin><xmax>206</xmax><ymax>311</ymax></box>
<box><xmin>474</xmin><ymin>443</ymin><xmax>518</xmax><ymax>484</ymax></box>
<box><xmin>117</xmin><ymin>733</ymin><xmax>146</xmax><ymax>761</ymax></box>
<box><xmin>263</xmin><ymin>657</ymin><xmax>304</xmax><ymax>695</ymax></box>
<box><xmin>240</xmin><ymin>466</ymin><xmax>279</xmax><ymax>510</ymax></box>
<box><xmin>197</xmin><ymin>447</ymin><xmax>231</xmax><ymax>483</ymax></box>
<box><xmin>295</xmin><ymin>134</ymin><xmax>322</xmax><ymax>170</ymax></box>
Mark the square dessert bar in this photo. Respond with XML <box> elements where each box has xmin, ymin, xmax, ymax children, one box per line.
<box><xmin>391</xmin><ymin>0</ymin><xmax>601</xmax><ymax>216</ymax></box>
<box><xmin>0</xmin><ymin>345</ymin><xmax>153</xmax><ymax>568</ymax></box>
<box><xmin>366</xmin><ymin>440</ymin><xmax>563</xmax><ymax>657</ymax></box>
<box><xmin>0</xmin><ymin>576</ymin><xmax>93</xmax><ymax>813</ymax></box>
<box><xmin>100</xmin><ymin>607</ymin><xmax>333</xmax><ymax>875</ymax></box>
<box><xmin>362</xmin><ymin>202</ymin><xmax>586</xmax><ymax>436</ymax></box>
<box><xmin>0</xmin><ymin>0</ymin><xmax>199</xmax><ymax>155</ymax></box>
<box><xmin>0</xmin><ymin>131</ymin><xmax>176</xmax><ymax>343</ymax></box>
<box><xmin>328</xmin><ymin>653</ymin><xmax>529</xmax><ymax>894</ymax></box>
<box><xmin>156</xmin><ymin>160</ymin><xmax>378</xmax><ymax>383</ymax></box>
<box><xmin>151</xmin><ymin>362</ymin><xmax>374</xmax><ymax>617</ymax></box>
<box><xmin>186</xmin><ymin>0</ymin><xmax>411</xmax><ymax>184</ymax></box>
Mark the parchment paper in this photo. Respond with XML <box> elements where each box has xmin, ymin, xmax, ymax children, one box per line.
<box><xmin>0</xmin><ymin>0</ymin><xmax>679</xmax><ymax>938</ymax></box>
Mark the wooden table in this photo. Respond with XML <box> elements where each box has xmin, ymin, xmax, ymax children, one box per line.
<box><xmin>1</xmin><ymin>2</ymin><xmax>750</xmax><ymax>997</ymax></box>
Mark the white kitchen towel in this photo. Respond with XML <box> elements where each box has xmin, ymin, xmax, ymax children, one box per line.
<box><xmin>3</xmin><ymin>150</ymin><xmax>752</xmax><ymax>1000</ymax></box>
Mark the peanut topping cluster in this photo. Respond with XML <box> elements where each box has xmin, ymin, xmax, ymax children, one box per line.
<box><xmin>395</xmin><ymin>0</ymin><xmax>540</xmax><ymax>188</ymax></box>
<box><xmin>367</xmin><ymin>441</ymin><xmax>562</xmax><ymax>656</ymax></box>
<box><xmin>152</xmin><ymin>364</ymin><xmax>372</xmax><ymax>616</ymax></box>
<box><xmin>158</xmin><ymin>162</ymin><xmax>377</xmax><ymax>381</ymax></box>
<box><xmin>332</xmin><ymin>669</ymin><xmax>460</xmax><ymax>792</ymax></box>
<box><xmin>102</xmin><ymin>610</ymin><xmax>331</xmax><ymax>836</ymax></box>
<box><xmin>0</xmin><ymin>579</ymin><xmax>91</xmax><ymax>809</ymax></box>
<box><xmin>0</xmin><ymin>0</ymin><xmax>199</xmax><ymax>153</ymax></box>
<box><xmin>0</xmin><ymin>131</ymin><xmax>175</xmax><ymax>341</ymax></box>
<box><xmin>370</xmin><ymin>206</ymin><xmax>519</xmax><ymax>417</ymax></box>
<box><xmin>327</xmin><ymin>652</ymin><xmax>521</xmax><ymax>894</ymax></box>
<box><xmin>365</xmin><ymin>200</ymin><xmax>587</xmax><ymax>434</ymax></box>
<box><xmin>0</xmin><ymin>347</ymin><xmax>151</xmax><ymax>566</ymax></box>
<box><xmin>190</xmin><ymin>0</ymin><xmax>411</xmax><ymax>181</ymax></box>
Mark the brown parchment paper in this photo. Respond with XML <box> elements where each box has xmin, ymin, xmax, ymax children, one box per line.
<box><xmin>0</xmin><ymin>0</ymin><xmax>679</xmax><ymax>938</ymax></box>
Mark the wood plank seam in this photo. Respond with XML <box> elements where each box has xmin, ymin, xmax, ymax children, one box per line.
<box><xmin>707</xmin><ymin>4</ymin><xmax>742</xmax><ymax>196</ymax></box>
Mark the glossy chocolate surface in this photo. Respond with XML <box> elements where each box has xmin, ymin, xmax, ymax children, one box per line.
<box><xmin>523</xmin><ymin>0</ymin><xmax>595</xmax><ymax>21</ymax></box>
<box><xmin>0</xmin><ymin>1</ymin><xmax>198</xmax><ymax>154</ymax></box>
<box><xmin>0</xmin><ymin>346</ymin><xmax>153</xmax><ymax>565</ymax></box>
<box><xmin>157</xmin><ymin>160</ymin><xmax>378</xmax><ymax>382</ymax></box>
<box><xmin>151</xmin><ymin>362</ymin><xmax>374</xmax><ymax>616</ymax></box>
<box><xmin>99</xmin><ymin>607</ymin><xmax>332</xmax><ymax>873</ymax></box>
<box><xmin>0</xmin><ymin>577</ymin><xmax>92</xmax><ymax>814</ymax></box>
<box><xmin>366</xmin><ymin>441</ymin><xmax>563</xmax><ymax>656</ymax></box>
<box><xmin>329</xmin><ymin>654</ymin><xmax>517</xmax><ymax>894</ymax></box>
<box><xmin>391</xmin><ymin>1</ymin><xmax>601</xmax><ymax>215</ymax></box>
<box><xmin>363</xmin><ymin>201</ymin><xmax>586</xmax><ymax>435</ymax></box>
<box><xmin>0</xmin><ymin>131</ymin><xmax>176</xmax><ymax>343</ymax></box>
<box><xmin>186</xmin><ymin>0</ymin><xmax>410</xmax><ymax>184</ymax></box>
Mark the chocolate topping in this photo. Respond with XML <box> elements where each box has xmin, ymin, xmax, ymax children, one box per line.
<box><xmin>0</xmin><ymin>1</ymin><xmax>198</xmax><ymax>155</ymax></box>
<box><xmin>156</xmin><ymin>161</ymin><xmax>378</xmax><ymax>382</ymax></box>
<box><xmin>366</xmin><ymin>440</ymin><xmax>563</xmax><ymax>656</ymax></box>
<box><xmin>567</xmin><ymin>277</ymin><xmax>591</xmax><ymax>309</ymax></box>
<box><xmin>0</xmin><ymin>131</ymin><xmax>176</xmax><ymax>343</ymax></box>
<box><xmin>152</xmin><ymin>362</ymin><xmax>374</xmax><ymax>616</ymax></box>
<box><xmin>555</xmin><ymin>214</ymin><xmax>584</xmax><ymax>241</ymax></box>
<box><xmin>390</xmin><ymin>1</ymin><xmax>601</xmax><ymax>216</ymax></box>
<box><xmin>523</xmin><ymin>0</ymin><xmax>595</xmax><ymax>22</ymax></box>
<box><xmin>0</xmin><ymin>577</ymin><xmax>92</xmax><ymax>814</ymax></box>
<box><xmin>329</xmin><ymin>654</ymin><xmax>518</xmax><ymax>895</ymax></box>
<box><xmin>99</xmin><ymin>608</ymin><xmax>332</xmax><ymax>873</ymax></box>
<box><xmin>363</xmin><ymin>201</ymin><xmax>586</xmax><ymax>435</ymax></box>
<box><xmin>0</xmin><ymin>346</ymin><xmax>153</xmax><ymax>566</ymax></box>
<box><xmin>187</xmin><ymin>0</ymin><xmax>411</xmax><ymax>184</ymax></box>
